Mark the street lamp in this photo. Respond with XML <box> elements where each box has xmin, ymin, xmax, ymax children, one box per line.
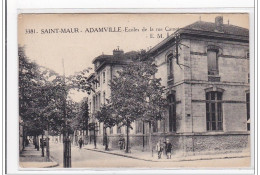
<box><xmin>62</xmin><ymin>59</ymin><xmax>71</xmax><ymax>168</ymax></box>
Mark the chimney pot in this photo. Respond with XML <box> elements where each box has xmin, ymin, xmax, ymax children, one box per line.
<box><xmin>215</xmin><ymin>16</ymin><xmax>224</xmax><ymax>32</ymax></box>
<box><xmin>113</xmin><ymin>48</ymin><xmax>124</xmax><ymax>56</ymax></box>
<box><xmin>215</xmin><ymin>16</ymin><xmax>223</xmax><ymax>26</ymax></box>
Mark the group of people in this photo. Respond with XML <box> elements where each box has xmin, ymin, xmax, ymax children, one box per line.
<box><xmin>156</xmin><ymin>138</ymin><xmax>173</xmax><ymax>159</ymax></box>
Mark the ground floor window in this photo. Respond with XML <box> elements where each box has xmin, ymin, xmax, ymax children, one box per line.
<box><xmin>136</xmin><ymin>120</ymin><xmax>143</xmax><ymax>134</ymax></box>
<box><xmin>206</xmin><ymin>91</ymin><xmax>223</xmax><ymax>131</ymax></box>
<box><xmin>117</xmin><ymin>125</ymin><xmax>121</xmax><ymax>134</ymax></box>
<box><xmin>110</xmin><ymin>127</ymin><xmax>113</xmax><ymax>134</ymax></box>
<box><xmin>152</xmin><ymin>121</ymin><xmax>158</xmax><ymax>133</ymax></box>
<box><xmin>168</xmin><ymin>93</ymin><xmax>176</xmax><ymax>132</ymax></box>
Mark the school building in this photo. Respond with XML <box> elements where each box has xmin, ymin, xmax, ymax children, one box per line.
<box><xmin>87</xmin><ymin>16</ymin><xmax>250</xmax><ymax>155</ymax></box>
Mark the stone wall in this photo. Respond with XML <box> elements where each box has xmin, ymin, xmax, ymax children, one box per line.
<box><xmin>93</xmin><ymin>132</ymin><xmax>249</xmax><ymax>155</ymax></box>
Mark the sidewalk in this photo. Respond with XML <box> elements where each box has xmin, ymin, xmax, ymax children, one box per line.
<box><xmin>19</xmin><ymin>143</ymin><xmax>59</xmax><ymax>168</ymax></box>
<box><xmin>83</xmin><ymin>143</ymin><xmax>250</xmax><ymax>162</ymax></box>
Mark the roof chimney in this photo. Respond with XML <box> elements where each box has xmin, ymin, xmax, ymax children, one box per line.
<box><xmin>215</xmin><ymin>16</ymin><xmax>224</xmax><ymax>32</ymax></box>
<box><xmin>113</xmin><ymin>47</ymin><xmax>124</xmax><ymax>56</ymax></box>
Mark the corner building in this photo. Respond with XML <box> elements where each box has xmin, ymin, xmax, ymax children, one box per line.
<box><xmin>87</xmin><ymin>49</ymin><xmax>139</xmax><ymax>147</ymax></box>
<box><xmin>148</xmin><ymin>16</ymin><xmax>250</xmax><ymax>155</ymax></box>
<box><xmin>87</xmin><ymin>16</ymin><xmax>250</xmax><ymax>155</ymax></box>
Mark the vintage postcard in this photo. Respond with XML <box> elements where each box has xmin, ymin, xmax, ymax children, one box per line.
<box><xmin>18</xmin><ymin>13</ymin><xmax>251</xmax><ymax>169</ymax></box>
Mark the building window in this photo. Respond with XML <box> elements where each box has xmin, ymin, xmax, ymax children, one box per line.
<box><xmin>152</xmin><ymin>121</ymin><xmax>158</xmax><ymax>133</ymax></box>
<box><xmin>92</xmin><ymin>82</ymin><xmax>95</xmax><ymax>90</ymax></box>
<box><xmin>98</xmin><ymin>76</ymin><xmax>100</xmax><ymax>87</ymax></box>
<box><xmin>110</xmin><ymin>127</ymin><xmax>113</xmax><ymax>134</ymax></box>
<box><xmin>89</xmin><ymin>102</ymin><xmax>91</xmax><ymax>114</ymax></box>
<box><xmin>246</xmin><ymin>93</ymin><xmax>250</xmax><ymax>131</ymax></box>
<box><xmin>167</xmin><ymin>53</ymin><xmax>174</xmax><ymax>80</ymax></box>
<box><xmin>207</xmin><ymin>50</ymin><xmax>218</xmax><ymax>75</ymax></box>
<box><xmin>117</xmin><ymin>125</ymin><xmax>121</xmax><ymax>134</ymax></box>
<box><xmin>167</xmin><ymin>93</ymin><xmax>176</xmax><ymax>132</ymax></box>
<box><xmin>206</xmin><ymin>91</ymin><xmax>223</xmax><ymax>131</ymax></box>
<box><xmin>103</xmin><ymin>92</ymin><xmax>106</xmax><ymax>104</ymax></box>
<box><xmin>136</xmin><ymin>120</ymin><xmax>143</xmax><ymax>134</ymax></box>
<box><xmin>103</xmin><ymin>72</ymin><xmax>106</xmax><ymax>83</ymax></box>
<box><xmin>93</xmin><ymin>97</ymin><xmax>96</xmax><ymax>112</ymax></box>
<box><xmin>98</xmin><ymin>93</ymin><xmax>101</xmax><ymax>110</ymax></box>
<box><xmin>98</xmin><ymin>122</ymin><xmax>101</xmax><ymax>134</ymax></box>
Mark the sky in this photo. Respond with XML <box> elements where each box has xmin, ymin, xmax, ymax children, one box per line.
<box><xmin>18</xmin><ymin>13</ymin><xmax>249</xmax><ymax>102</ymax></box>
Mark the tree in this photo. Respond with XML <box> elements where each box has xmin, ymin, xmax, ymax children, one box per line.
<box><xmin>19</xmin><ymin>46</ymin><xmax>69</xmax><ymax>154</ymax></box>
<box><xmin>94</xmin><ymin>103</ymin><xmax>117</xmax><ymax>130</ymax></box>
<box><xmin>110</xmin><ymin>50</ymin><xmax>167</xmax><ymax>153</ymax></box>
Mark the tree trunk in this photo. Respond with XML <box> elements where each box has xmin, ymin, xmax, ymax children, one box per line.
<box><xmin>41</xmin><ymin>133</ymin><xmax>44</xmax><ymax>157</ymax></box>
<box><xmin>142</xmin><ymin>121</ymin><xmax>145</xmax><ymax>151</ymax></box>
<box><xmin>148</xmin><ymin>122</ymin><xmax>152</xmax><ymax>152</ymax></box>
<box><xmin>73</xmin><ymin>130</ymin><xmax>76</xmax><ymax>146</ymax></box>
<box><xmin>36</xmin><ymin>135</ymin><xmax>39</xmax><ymax>151</ymax></box>
<box><xmin>46</xmin><ymin>124</ymin><xmax>50</xmax><ymax>161</ymax></box>
<box><xmin>126</xmin><ymin>121</ymin><xmax>129</xmax><ymax>153</ymax></box>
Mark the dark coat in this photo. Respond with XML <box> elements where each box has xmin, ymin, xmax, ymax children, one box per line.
<box><xmin>165</xmin><ymin>142</ymin><xmax>172</xmax><ymax>153</ymax></box>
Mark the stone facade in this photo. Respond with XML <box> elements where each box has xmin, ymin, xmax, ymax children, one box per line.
<box><xmin>147</xmin><ymin>16</ymin><xmax>250</xmax><ymax>155</ymax></box>
<box><xmin>87</xmin><ymin>16</ymin><xmax>250</xmax><ymax>155</ymax></box>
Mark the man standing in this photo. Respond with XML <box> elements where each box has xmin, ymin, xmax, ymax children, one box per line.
<box><xmin>165</xmin><ymin>138</ymin><xmax>172</xmax><ymax>159</ymax></box>
<box><xmin>156</xmin><ymin>140</ymin><xmax>163</xmax><ymax>159</ymax></box>
<box><xmin>78</xmin><ymin>138</ymin><xmax>83</xmax><ymax>149</ymax></box>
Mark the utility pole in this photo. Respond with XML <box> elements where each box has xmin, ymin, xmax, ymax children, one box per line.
<box><xmin>62</xmin><ymin>59</ymin><xmax>71</xmax><ymax>168</ymax></box>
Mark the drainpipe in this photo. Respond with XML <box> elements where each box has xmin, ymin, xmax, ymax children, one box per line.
<box><xmin>188</xmin><ymin>40</ymin><xmax>195</xmax><ymax>154</ymax></box>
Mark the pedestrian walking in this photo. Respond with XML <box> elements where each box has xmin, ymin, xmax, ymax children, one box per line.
<box><xmin>156</xmin><ymin>140</ymin><xmax>163</xmax><ymax>159</ymax></box>
<box><xmin>78</xmin><ymin>138</ymin><xmax>83</xmax><ymax>149</ymax></box>
<box><xmin>165</xmin><ymin>138</ymin><xmax>172</xmax><ymax>159</ymax></box>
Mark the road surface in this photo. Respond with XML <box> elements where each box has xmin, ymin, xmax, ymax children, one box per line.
<box><xmin>49</xmin><ymin>142</ymin><xmax>251</xmax><ymax>168</ymax></box>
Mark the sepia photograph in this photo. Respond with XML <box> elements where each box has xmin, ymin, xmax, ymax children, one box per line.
<box><xmin>18</xmin><ymin>13</ymin><xmax>251</xmax><ymax>169</ymax></box>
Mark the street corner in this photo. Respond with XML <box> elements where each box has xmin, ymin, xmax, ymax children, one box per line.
<box><xmin>19</xmin><ymin>161</ymin><xmax>59</xmax><ymax>168</ymax></box>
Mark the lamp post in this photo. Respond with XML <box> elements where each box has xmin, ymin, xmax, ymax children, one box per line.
<box><xmin>62</xmin><ymin>59</ymin><xmax>71</xmax><ymax>168</ymax></box>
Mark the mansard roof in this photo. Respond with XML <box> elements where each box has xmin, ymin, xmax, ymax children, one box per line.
<box><xmin>183</xmin><ymin>21</ymin><xmax>248</xmax><ymax>37</ymax></box>
<box><xmin>148</xmin><ymin>20</ymin><xmax>249</xmax><ymax>56</ymax></box>
<box><xmin>92</xmin><ymin>51</ymin><xmax>138</xmax><ymax>72</ymax></box>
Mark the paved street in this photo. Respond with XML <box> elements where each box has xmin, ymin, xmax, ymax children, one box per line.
<box><xmin>49</xmin><ymin>142</ymin><xmax>250</xmax><ymax>168</ymax></box>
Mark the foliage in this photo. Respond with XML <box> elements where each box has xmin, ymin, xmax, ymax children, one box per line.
<box><xmin>94</xmin><ymin>102</ymin><xmax>117</xmax><ymax>129</ymax></box>
<box><xmin>109</xmin><ymin>50</ymin><xmax>167</xmax><ymax>152</ymax></box>
<box><xmin>67</xmin><ymin>68</ymin><xmax>93</xmax><ymax>94</ymax></box>
<box><xmin>68</xmin><ymin>98</ymin><xmax>88</xmax><ymax>131</ymax></box>
<box><xmin>19</xmin><ymin>46</ymin><xmax>69</xmax><ymax>135</ymax></box>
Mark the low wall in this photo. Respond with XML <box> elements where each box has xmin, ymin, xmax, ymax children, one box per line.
<box><xmin>90</xmin><ymin>132</ymin><xmax>250</xmax><ymax>156</ymax></box>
